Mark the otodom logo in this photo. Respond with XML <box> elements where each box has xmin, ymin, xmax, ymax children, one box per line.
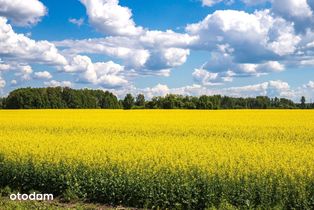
<box><xmin>10</xmin><ymin>192</ymin><xmax>53</xmax><ymax>201</ymax></box>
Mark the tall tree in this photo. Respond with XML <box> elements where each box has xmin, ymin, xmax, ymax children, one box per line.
<box><xmin>135</xmin><ymin>94</ymin><xmax>145</xmax><ymax>107</ymax></box>
<box><xmin>0</xmin><ymin>97</ymin><xmax>4</xmax><ymax>109</ymax></box>
<box><xmin>301</xmin><ymin>96</ymin><xmax>306</xmax><ymax>109</ymax></box>
<box><xmin>123</xmin><ymin>94</ymin><xmax>135</xmax><ymax>109</ymax></box>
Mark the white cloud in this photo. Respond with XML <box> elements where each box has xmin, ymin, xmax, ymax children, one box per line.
<box><xmin>63</xmin><ymin>55</ymin><xmax>128</xmax><ymax>88</ymax></box>
<box><xmin>140</xmin><ymin>30</ymin><xmax>197</xmax><ymax>48</ymax></box>
<box><xmin>80</xmin><ymin>0</ymin><xmax>143</xmax><ymax>36</ymax></box>
<box><xmin>83</xmin><ymin>61</ymin><xmax>127</xmax><ymax>88</ymax></box>
<box><xmin>183</xmin><ymin>9</ymin><xmax>308</xmax><ymax>85</ymax></box>
<box><xmin>15</xmin><ymin>65</ymin><xmax>33</xmax><ymax>81</ymax></box>
<box><xmin>144</xmin><ymin>48</ymin><xmax>190</xmax><ymax>70</ymax></box>
<box><xmin>170</xmin><ymin>84</ymin><xmax>214</xmax><ymax>96</ymax></box>
<box><xmin>143</xmin><ymin>84</ymin><xmax>170</xmax><ymax>98</ymax></box>
<box><xmin>10</xmin><ymin>79</ymin><xmax>17</xmax><ymax>85</ymax></box>
<box><xmin>304</xmin><ymin>81</ymin><xmax>314</xmax><ymax>89</ymax></box>
<box><xmin>34</xmin><ymin>71</ymin><xmax>52</xmax><ymax>80</ymax></box>
<box><xmin>186</xmin><ymin>9</ymin><xmax>300</xmax><ymax>58</ymax></box>
<box><xmin>44</xmin><ymin>80</ymin><xmax>72</xmax><ymax>87</ymax></box>
<box><xmin>163</xmin><ymin>48</ymin><xmax>190</xmax><ymax>67</ymax></box>
<box><xmin>55</xmin><ymin>27</ymin><xmax>197</xmax><ymax>71</ymax></box>
<box><xmin>222</xmin><ymin>80</ymin><xmax>295</xmax><ymax>98</ymax></box>
<box><xmin>0</xmin><ymin>17</ymin><xmax>67</xmax><ymax>66</ymax></box>
<box><xmin>76</xmin><ymin>0</ymin><xmax>195</xmax><ymax>74</ymax></box>
<box><xmin>234</xmin><ymin>0</ymin><xmax>313</xmax><ymax>20</ymax></box>
<box><xmin>115</xmin><ymin>83</ymin><xmax>171</xmax><ymax>99</ymax></box>
<box><xmin>260</xmin><ymin>61</ymin><xmax>285</xmax><ymax>72</ymax></box>
<box><xmin>0</xmin><ymin>60</ymin><xmax>10</xmax><ymax>71</ymax></box>
<box><xmin>55</xmin><ymin>38</ymin><xmax>150</xmax><ymax>68</ymax></box>
<box><xmin>192</xmin><ymin>68</ymin><xmax>225</xmax><ymax>86</ymax></box>
<box><xmin>238</xmin><ymin>61</ymin><xmax>284</xmax><ymax>74</ymax></box>
<box><xmin>68</xmin><ymin>18</ymin><xmax>84</xmax><ymax>27</ymax></box>
<box><xmin>272</xmin><ymin>0</ymin><xmax>312</xmax><ymax>20</ymax></box>
<box><xmin>64</xmin><ymin>55</ymin><xmax>92</xmax><ymax>73</ymax></box>
<box><xmin>55</xmin><ymin>36</ymin><xmax>193</xmax><ymax>73</ymax></box>
<box><xmin>242</xmin><ymin>0</ymin><xmax>314</xmax><ymax>32</ymax></box>
<box><xmin>0</xmin><ymin>0</ymin><xmax>47</xmax><ymax>26</ymax></box>
<box><xmin>194</xmin><ymin>45</ymin><xmax>285</xmax><ymax>83</ymax></box>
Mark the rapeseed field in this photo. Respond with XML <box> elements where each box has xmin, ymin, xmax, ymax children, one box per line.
<box><xmin>0</xmin><ymin>110</ymin><xmax>313</xmax><ymax>209</ymax></box>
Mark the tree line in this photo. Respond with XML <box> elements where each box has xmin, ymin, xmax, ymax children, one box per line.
<box><xmin>0</xmin><ymin>87</ymin><xmax>313</xmax><ymax>109</ymax></box>
<box><xmin>0</xmin><ymin>87</ymin><xmax>121</xmax><ymax>109</ymax></box>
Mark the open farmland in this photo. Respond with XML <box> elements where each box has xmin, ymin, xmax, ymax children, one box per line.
<box><xmin>0</xmin><ymin>110</ymin><xmax>313</xmax><ymax>209</ymax></box>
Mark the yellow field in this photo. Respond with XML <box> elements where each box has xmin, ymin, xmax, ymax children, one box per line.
<box><xmin>0</xmin><ymin>110</ymin><xmax>313</xmax><ymax>209</ymax></box>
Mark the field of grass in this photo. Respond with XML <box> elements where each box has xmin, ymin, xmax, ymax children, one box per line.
<box><xmin>0</xmin><ymin>110</ymin><xmax>313</xmax><ymax>209</ymax></box>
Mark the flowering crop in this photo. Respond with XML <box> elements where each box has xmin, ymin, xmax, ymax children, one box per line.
<box><xmin>0</xmin><ymin>110</ymin><xmax>313</xmax><ymax>209</ymax></box>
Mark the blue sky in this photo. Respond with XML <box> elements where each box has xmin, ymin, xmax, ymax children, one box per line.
<box><xmin>0</xmin><ymin>0</ymin><xmax>314</xmax><ymax>101</ymax></box>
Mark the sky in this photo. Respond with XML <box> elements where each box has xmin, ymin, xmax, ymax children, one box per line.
<box><xmin>0</xmin><ymin>0</ymin><xmax>314</xmax><ymax>101</ymax></box>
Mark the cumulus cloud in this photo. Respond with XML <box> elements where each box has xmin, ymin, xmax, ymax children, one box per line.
<box><xmin>304</xmin><ymin>81</ymin><xmax>314</xmax><ymax>89</ymax></box>
<box><xmin>73</xmin><ymin>0</ymin><xmax>195</xmax><ymax>75</ymax></box>
<box><xmin>238</xmin><ymin>61</ymin><xmax>285</xmax><ymax>75</ymax></box>
<box><xmin>10</xmin><ymin>79</ymin><xmax>17</xmax><ymax>86</ymax></box>
<box><xmin>272</xmin><ymin>0</ymin><xmax>312</xmax><ymax>20</ymax></box>
<box><xmin>140</xmin><ymin>30</ymin><xmax>197</xmax><ymax>48</ymax></box>
<box><xmin>243</xmin><ymin>0</ymin><xmax>314</xmax><ymax>32</ymax></box>
<box><xmin>34</xmin><ymin>71</ymin><xmax>52</xmax><ymax>80</ymax></box>
<box><xmin>55</xmin><ymin>38</ymin><xmax>150</xmax><ymax>68</ymax></box>
<box><xmin>0</xmin><ymin>0</ymin><xmax>47</xmax><ymax>26</ymax></box>
<box><xmin>142</xmin><ymin>84</ymin><xmax>170</xmax><ymax>98</ymax></box>
<box><xmin>63</xmin><ymin>55</ymin><xmax>128</xmax><ymax>88</ymax></box>
<box><xmin>185</xmin><ymin>9</ymin><xmax>306</xmax><ymax>84</ymax></box>
<box><xmin>192</xmin><ymin>68</ymin><xmax>228</xmax><ymax>86</ymax></box>
<box><xmin>0</xmin><ymin>17</ymin><xmax>67</xmax><ymax>66</ymax></box>
<box><xmin>193</xmin><ymin>45</ymin><xmax>285</xmax><ymax>84</ymax></box>
<box><xmin>55</xmin><ymin>28</ymin><xmax>196</xmax><ymax>72</ymax></box>
<box><xmin>0</xmin><ymin>60</ymin><xmax>10</xmax><ymax>71</ymax></box>
<box><xmin>243</xmin><ymin>0</ymin><xmax>313</xmax><ymax>20</ymax></box>
<box><xmin>55</xmin><ymin>36</ymin><xmax>193</xmax><ymax>74</ymax></box>
<box><xmin>80</xmin><ymin>0</ymin><xmax>143</xmax><ymax>36</ymax></box>
<box><xmin>226</xmin><ymin>80</ymin><xmax>292</xmax><ymax>98</ymax></box>
<box><xmin>44</xmin><ymin>80</ymin><xmax>72</xmax><ymax>87</ymax></box>
<box><xmin>14</xmin><ymin>65</ymin><xmax>33</xmax><ymax>81</ymax></box>
<box><xmin>219</xmin><ymin>0</ymin><xmax>314</xmax><ymax>23</ymax></box>
<box><xmin>144</xmin><ymin>48</ymin><xmax>190</xmax><ymax>71</ymax></box>
<box><xmin>186</xmin><ymin>9</ymin><xmax>300</xmax><ymax>59</ymax></box>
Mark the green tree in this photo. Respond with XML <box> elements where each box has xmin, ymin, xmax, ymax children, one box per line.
<box><xmin>197</xmin><ymin>95</ymin><xmax>213</xmax><ymax>109</ymax></box>
<box><xmin>135</xmin><ymin>94</ymin><xmax>145</xmax><ymax>107</ymax></box>
<box><xmin>123</xmin><ymin>94</ymin><xmax>135</xmax><ymax>109</ymax></box>
<box><xmin>0</xmin><ymin>97</ymin><xmax>4</xmax><ymax>109</ymax></box>
<box><xmin>300</xmin><ymin>96</ymin><xmax>306</xmax><ymax>109</ymax></box>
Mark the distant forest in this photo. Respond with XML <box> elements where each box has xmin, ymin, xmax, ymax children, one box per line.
<box><xmin>0</xmin><ymin>87</ymin><xmax>313</xmax><ymax>110</ymax></box>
